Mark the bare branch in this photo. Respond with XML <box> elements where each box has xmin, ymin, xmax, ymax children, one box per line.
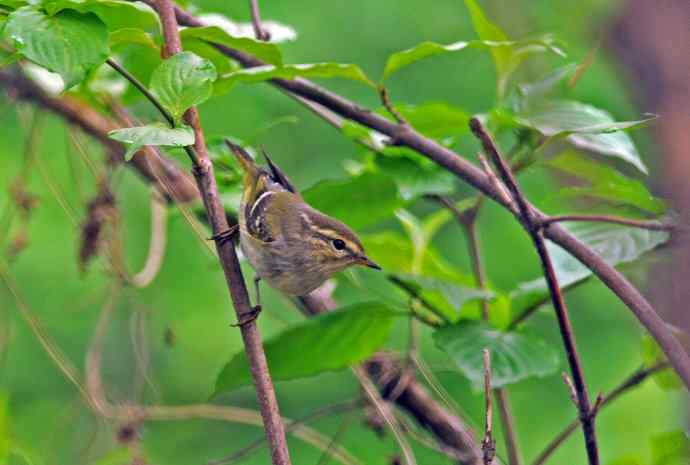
<box><xmin>249</xmin><ymin>0</ymin><xmax>270</xmax><ymax>41</ymax></box>
<box><xmin>482</xmin><ymin>349</ymin><xmax>496</xmax><ymax>465</ymax></box>
<box><xmin>470</xmin><ymin>118</ymin><xmax>600</xmax><ymax>465</ymax></box>
<box><xmin>541</xmin><ymin>215</ymin><xmax>675</xmax><ymax>232</ymax></box>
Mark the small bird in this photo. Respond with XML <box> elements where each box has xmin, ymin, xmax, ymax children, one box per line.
<box><xmin>225</xmin><ymin>140</ymin><xmax>380</xmax><ymax>304</ymax></box>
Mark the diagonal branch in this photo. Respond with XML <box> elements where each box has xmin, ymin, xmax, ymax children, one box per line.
<box><xmin>532</xmin><ymin>362</ymin><xmax>669</xmax><ymax>465</ymax></box>
<box><xmin>151</xmin><ymin>1</ymin><xmax>291</xmax><ymax>463</ymax></box>
<box><xmin>470</xmin><ymin>118</ymin><xmax>599</xmax><ymax>465</ymax></box>
<box><xmin>158</xmin><ymin>2</ymin><xmax>690</xmax><ymax>391</ymax></box>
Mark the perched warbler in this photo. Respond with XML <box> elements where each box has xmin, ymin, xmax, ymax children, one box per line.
<box><xmin>225</xmin><ymin>140</ymin><xmax>381</xmax><ymax>299</ymax></box>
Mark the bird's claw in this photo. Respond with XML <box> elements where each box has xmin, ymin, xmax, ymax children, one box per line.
<box><xmin>231</xmin><ymin>305</ymin><xmax>262</xmax><ymax>328</ymax></box>
<box><xmin>209</xmin><ymin>224</ymin><xmax>238</xmax><ymax>245</ymax></box>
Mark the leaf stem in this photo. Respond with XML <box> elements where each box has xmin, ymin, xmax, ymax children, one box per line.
<box><xmin>105</xmin><ymin>58</ymin><xmax>175</xmax><ymax>128</ymax></box>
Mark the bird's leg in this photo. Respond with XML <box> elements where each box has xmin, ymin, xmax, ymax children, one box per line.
<box><xmin>232</xmin><ymin>275</ymin><xmax>262</xmax><ymax>327</ymax></box>
<box><xmin>253</xmin><ymin>275</ymin><xmax>262</xmax><ymax>311</ymax></box>
<box><xmin>209</xmin><ymin>224</ymin><xmax>238</xmax><ymax>246</ymax></box>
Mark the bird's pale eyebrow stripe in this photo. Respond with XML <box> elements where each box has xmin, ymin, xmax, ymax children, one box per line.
<box><xmin>249</xmin><ymin>191</ymin><xmax>274</xmax><ymax>219</ymax></box>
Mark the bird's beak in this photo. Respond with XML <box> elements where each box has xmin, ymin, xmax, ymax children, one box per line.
<box><xmin>359</xmin><ymin>256</ymin><xmax>381</xmax><ymax>270</ymax></box>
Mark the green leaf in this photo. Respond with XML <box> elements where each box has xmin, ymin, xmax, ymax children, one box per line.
<box><xmin>651</xmin><ymin>431</ymin><xmax>690</xmax><ymax>465</ymax></box>
<box><xmin>149</xmin><ymin>51</ymin><xmax>217</xmax><ymax>122</ymax></box>
<box><xmin>216</xmin><ymin>63</ymin><xmax>375</xmax><ymax>94</ymax></box>
<box><xmin>180</xmin><ymin>26</ymin><xmax>282</xmax><ymax>66</ymax></box>
<box><xmin>302</xmin><ymin>173</ymin><xmax>403</xmax><ymax>230</ymax></box>
<box><xmin>547</xmin><ymin>151</ymin><xmax>666</xmax><ymax>215</ymax></box>
<box><xmin>382</xmin><ymin>36</ymin><xmax>562</xmax><ymax>82</ymax></box>
<box><xmin>215</xmin><ymin>302</ymin><xmax>398</xmax><ymax>394</ymax></box>
<box><xmin>0</xmin><ymin>0</ymin><xmax>25</xmax><ymax>9</ymax></box>
<box><xmin>462</xmin><ymin>0</ymin><xmax>564</xmax><ymax>98</ymax></box>
<box><xmin>518</xmin><ymin>101</ymin><xmax>653</xmax><ymax>173</ymax></box>
<box><xmin>4</xmin><ymin>7</ymin><xmax>109</xmax><ymax>88</ymax></box>
<box><xmin>42</xmin><ymin>0</ymin><xmax>159</xmax><ymax>31</ymax></box>
<box><xmin>396</xmin><ymin>103</ymin><xmax>470</xmax><ymax>139</ymax></box>
<box><xmin>641</xmin><ymin>335</ymin><xmax>682</xmax><ymax>391</ymax></box>
<box><xmin>181</xmin><ymin>38</ymin><xmax>239</xmax><ymax>77</ymax></box>
<box><xmin>511</xmin><ymin>222</ymin><xmax>669</xmax><ymax>316</ymax></box>
<box><xmin>108</xmin><ymin>123</ymin><xmax>195</xmax><ymax>160</ymax></box>
<box><xmin>109</xmin><ymin>27</ymin><xmax>157</xmax><ymax>49</ymax></box>
<box><xmin>434</xmin><ymin>322</ymin><xmax>560</xmax><ymax>389</ymax></box>
<box><xmin>513</xmin><ymin>63</ymin><xmax>577</xmax><ymax>111</ymax></box>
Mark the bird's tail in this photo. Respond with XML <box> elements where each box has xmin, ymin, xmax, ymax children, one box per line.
<box><xmin>225</xmin><ymin>139</ymin><xmax>260</xmax><ymax>180</ymax></box>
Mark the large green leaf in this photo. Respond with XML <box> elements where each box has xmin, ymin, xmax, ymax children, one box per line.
<box><xmin>215</xmin><ymin>63</ymin><xmax>375</xmax><ymax>94</ymax></box>
<box><xmin>434</xmin><ymin>322</ymin><xmax>560</xmax><ymax>389</ymax></box>
<box><xmin>302</xmin><ymin>173</ymin><xmax>403</xmax><ymax>230</ymax></box>
<box><xmin>382</xmin><ymin>36</ymin><xmax>563</xmax><ymax>82</ymax></box>
<box><xmin>43</xmin><ymin>0</ymin><xmax>159</xmax><ymax>31</ymax></box>
<box><xmin>108</xmin><ymin>123</ymin><xmax>195</xmax><ymax>160</ymax></box>
<box><xmin>149</xmin><ymin>51</ymin><xmax>217</xmax><ymax>122</ymax></box>
<box><xmin>511</xmin><ymin>222</ymin><xmax>670</xmax><ymax>316</ymax></box>
<box><xmin>180</xmin><ymin>26</ymin><xmax>282</xmax><ymax>66</ymax></box>
<box><xmin>3</xmin><ymin>7</ymin><xmax>109</xmax><ymax>88</ymax></box>
<box><xmin>518</xmin><ymin>101</ymin><xmax>653</xmax><ymax>173</ymax></box>
<box><xmin>214</xmin><ymin>302</ymin><xmax>398</xmax><ymax>394</ymax></box>
<box><xmin>547</xmin><ymin>151</ymin><xmax>666</xmax><ymax>215</ymax></box>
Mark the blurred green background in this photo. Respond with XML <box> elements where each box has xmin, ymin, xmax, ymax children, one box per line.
<box><xmin>0</xmin><ymin>0</ymin><xmax>686</xmax><ymax>464</ymax></box>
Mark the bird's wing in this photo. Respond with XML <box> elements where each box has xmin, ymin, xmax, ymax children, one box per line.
<box><xmin>245</xmin><ymin>191</ymin><xmax>301</xmax><ymax>243</ymax></box>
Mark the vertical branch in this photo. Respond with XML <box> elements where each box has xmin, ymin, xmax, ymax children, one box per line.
<box><xmin>152</xmin><ymin>1</ymin><xmax>291</xmax><ymax>464</ymax></box>
<box><xmin>249</xmin><ymin>0</ymin><xmax>270</xmax><ymax>41</ymax></box>
<box><xmin>432</xmin><ymin>195</ymin><xmax>522</xmax><ymax>465</ymax></box>
<box><xmin>482</xmin><ymin>349</ymin><xmax>495</xmax><ymax>465</ymax></box>
<box><xmin>469</xmin><ymin>118</ymin><xmax>600</xmax><ymax>465</ymax></box>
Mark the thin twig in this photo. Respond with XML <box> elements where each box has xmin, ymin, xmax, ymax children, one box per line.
<box><xmin>379</xmin><ymin>87</ymin><xmax>408</xmax><ymax>127</ymax></box>
<box><xmin>532</xmin><ymin>362</ymin><xmax>669</xmax><ymax>465</ymax></box>
<box><xmin>387</xmin><ymin>275</ymin><xmax>450</xmax><ymax>324</ymax></box>
<box><xmin>541</xmin><ymin>215</ymin><xmax>674</xmax><ymax>232</ymax></box>
<box><xmin>352</xmin><ymin>366</ymin><xmax>417</xmax><ymax>465</ymax></box>
<box><xmin>469</xmin><ymin>118</ymin><xmax>600</xmax><ymax>465</ymax></box>
<box><xmin>106</xmin><ymin>58</ymin><xmax>175</xmax><ymax>128</ymax></box>
<box><xmin>151</xmin><ymin>2</ymin><xmax>292</xmax><ymax>463</ymax></box>
<box><xmin>249</xmin><ymin>0</ymin><xmax>270</xmax><ymax>41</ymax></box>
<box><xmin>482</xmin><ymin>349</ymin><xmax>496</xmax><ymax>465</ymax></box>
<box><xmin>211</xmin><ymin>401</ymin><xmax>362</xmax><ymax>465</ymax></box>
<box><xmin>130</xmin><ymin>189</ymin><xmax>167</xmax><ymax>288</ymax></box>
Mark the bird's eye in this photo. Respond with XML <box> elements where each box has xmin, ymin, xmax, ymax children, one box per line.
<box><xmin>332</xmin><ymin>239</ymin><xmax>346</xmax><ymax>251</ymax></box>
